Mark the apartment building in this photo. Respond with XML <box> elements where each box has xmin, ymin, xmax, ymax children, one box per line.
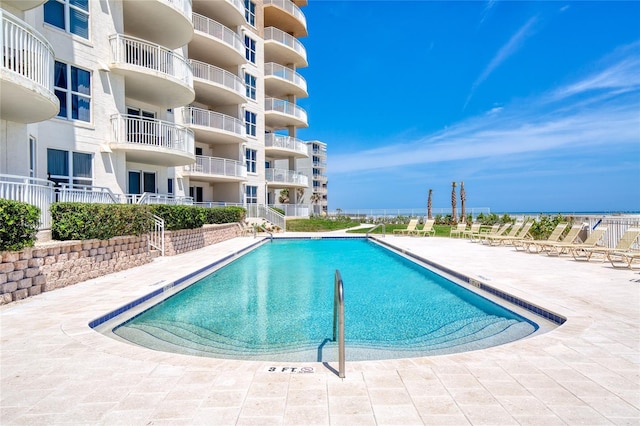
<box><xmin>296</xmin><ymin>140</ymin><xmax>327</xmax><ymax>214</ymax></box>
<box><xmin>0</xmin><ymin>0</ymin><xmax>317</xmax><ymax>216</ymax></box>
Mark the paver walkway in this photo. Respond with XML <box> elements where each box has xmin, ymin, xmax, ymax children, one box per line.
<box><xmin>1</xmin><ymin>234</ymin><xmax>639</xmax><ymax>425</ymax></box>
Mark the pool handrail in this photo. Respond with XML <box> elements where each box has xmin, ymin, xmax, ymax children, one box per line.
<box><xmin>366</xmin><ymin>223</ymin><xmax>386</xmax><ymax>238</ymax></box>
<box><xmin>253</xmin><ymin>224</ymin><xmax>273</xmax><ymax>241</ymax></box>
<box><xmin>333</xmin><ymin>269</ymin><xmax>345</xmax><ymax>378</ymax></box>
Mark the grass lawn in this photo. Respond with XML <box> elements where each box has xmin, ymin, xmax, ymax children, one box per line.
<box><xmin>286</xmin><ymin>217</ymin><xmax>361</xmax><ymax>232</ymax></box>
<box><xmin>347</xmin><ymin>224</ymin><xmax>452</xmax><ymax>237</ymax></box>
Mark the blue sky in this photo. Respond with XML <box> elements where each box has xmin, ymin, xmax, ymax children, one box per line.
<box><xmin>295</xmin><ymin>1</ymin><xmax>640</xmax><ymax>213</ymax></box>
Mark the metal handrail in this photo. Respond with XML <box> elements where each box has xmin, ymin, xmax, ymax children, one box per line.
<box><xmin>253</xmin><ymin>224</ymin><xmax>273</xmax><ymax>241</ymax></box>
<box><xmin>366</xmin><ymin>223</ymin><xmax>386</xmax><ymax>238</ymax></box>
<box><xmin>333</xmin><ymin>270</ymin><xmax>345</xmax><ymax>378</ymax></box>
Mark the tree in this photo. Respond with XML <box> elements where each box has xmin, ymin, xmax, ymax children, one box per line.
<box><xmin>460</xmin><ymin>181</ymin><xmax>466</xmax><ymax>223</ymax></box>
<box><xmin>451</xmin><ymin>181</ymin><xmax>457</xmax><ymax>223</ymax></box>
<box><xmin>278</xmin><ymin>188</ymin><xmax>289</xmax><ymax>204</ymax></box>
<box><xmin>427</xmin><ymin>189</ymin><xmax>433</xmax><ymax>220</ymax></box>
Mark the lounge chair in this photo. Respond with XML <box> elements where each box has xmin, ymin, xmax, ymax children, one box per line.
<box><xmin>463</xmin><ymin>223</ymin><xmax>481</xmax><ymax>240</ymax></box>
<box><xmin>449</xmin><ymin>223</ymin><xmax>467</xmax><ymax>238</ymax></box>
<box><xmin>520</xmin><ymin>222</ymin><xmax>572</xmax><ymax>253</ymax></box>
<box><xmin>470</xmin><ymin>224</ymin><xmax>499</xmax><ymax>242</ymax></box>
<box><xmin>572</xmin><ymin>227</ymin><xmax>639</xmax><ymax>262</ymax></box>
<box><xmin>607</xmin><ymin>250</ymin><xmax>640</xmax><ymax>269</ymax></box>
<box><xmin>393</xmin><ymin>219</ymin><xmax>419</xmax><ymax>236</ymax></box>
<box><xmin>412</xmin><ymin>219</ymin><xmax>436</xmax><ymax>237</ymax></box>
<box><xmin>542</xmin><ymin>226</ymin><xmax>606</xmax><ymax>256</ymax></box>
<box><xmin>485</xmin><ymin>221</ymin><xmax>534</xmax><ymax>246</ymax></box>
<box><xmin>533</xmin><ymin>223</ymin><xmax>584</xmax><ymax>255</ymax></box>
<box><xmin>478</xmin><ymin>222</ymin><xmax>512</xmax><ymax>244</ymax></box>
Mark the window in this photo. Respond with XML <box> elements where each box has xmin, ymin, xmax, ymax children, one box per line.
<box><xmin>244</xmin><ymin>0</ymin><xmax>256</xmax><ymax>26</ymax></box>
<box><xmin>245</xmin><ymin>72</ymin><xmax>256</xmax><ymax>100</ymax></box>
<box><xmin>245</xmin><ymin>148</ymin><xmax>257</xmax><ymax>173</ymax></box>
<box><xmin>54</xmin><ymin>61</ymin><xmax>91</xmax><ymax>122</ymax></box>
<box><xmin>44</xmin><ymin>0</ymin><xmax>89</xmax><ymax>39</ymax></box>
<box><xmin>47</xmin><ymin>148</ymin><xmax>92</xmax><ymax>187</ymax></box>
<box><xmin>246</xmin><ymin>185</ymin><xmax>257</xmax><ymax>204</ymax></box>
<box><xmin>29</xmin><ymin>137</ymin><xmax>36</xmax><ymax>178</ymax></box>
<box><xmin>244</xmin><ymin>110</ymin><xmax>256</xmax><ymax>136</ymax></box>
<box><xmin>167</xmin><ymin>178</ymin><xmax>173</xmax><ymax>195</ymax></box>
<box><xmin>244</xmin><ymin>35</ymin><xmax>256</xmax><ymax>64</ymax></box>
<box><xmin>128</xmin><ymin>171</ymin><xmax>156</xmax><ymax>194</ymax></box>
<box><xmin>189</xmin><ymin>186</ymin><xmax>203</xmax><ymax>203</ymax></box>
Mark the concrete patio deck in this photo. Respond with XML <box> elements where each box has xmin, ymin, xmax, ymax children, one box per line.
<box><xmin>1</xmin><ymin>233</ymin><xmax>639</xmax><ymax>425</ymax></box>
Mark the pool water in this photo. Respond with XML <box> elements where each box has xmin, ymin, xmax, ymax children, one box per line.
<box><xmin>113</xmin><ymin>238</ymin><xmax>538</xmax><ymax>361</ymax></box>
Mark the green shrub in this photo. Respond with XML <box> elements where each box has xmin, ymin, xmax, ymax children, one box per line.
<box><xmin>0</xmin><ymin>199</ymin><xmax>40</xmax><ymax>252</ymax></box>
<box><xmin>201</xmin><ymin>206</ymin><xmax>246</xmax><ymax>224</ymax></box>
<box><xmin>148</xmin><ymin>205</ymin><xmax>204</xmax><ymax>230</ymax></box>
<box><xmin>51</xmin><ymin>203</ymin><xmax>153</xmax><ymax>240</ymax></box>
<box><xmin>530</xmin><ymin>214</ymin><xmax>573</xmax><ymax>240</ymax></box>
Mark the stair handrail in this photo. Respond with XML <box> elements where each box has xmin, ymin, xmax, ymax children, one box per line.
<box><xmin>148</xmin><ymin>213</ymin><xmax>165</xmax><ymax>256</ymax></box>
<box><xmin>253</xmin><ymin>224</ymin><xmax>273</xmax><ymax>241</ymax></box>
<box><xmin>366</xmin><ymin>223</ymin><xmax>386</xmax><ymax>238</ymax></box>
<box><xmin>333</xmin><ymin>269</ymin><xmax>345</xmax><ymax>378</ymax></box>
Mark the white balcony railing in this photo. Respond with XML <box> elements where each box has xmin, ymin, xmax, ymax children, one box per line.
<box><xmin>264</xmin><ymin>26</ymin><xmax>307</xmax><ymax>62</ymax></box>
<box><xmin>265</xmin><ymin>0</ymin><xmax>307</xmax><ymax>29</ymax></box>
<box><xmin>57</xmin><ymin>184</ymin><xmax>120</xmax><ymax>204</ymax></box>
<box><xmin>185</xmin><ymin>155</ymin><xmax>247</xmax><ymax>179</ymax></box>
<box><xmin>1</xmin><ymin>10</ymin><xmax>56</xmax><ymax>97</ymax></box>
<box><xmin>108</xmin><ymin>34</ymin><xmax>193</xmax><ymax>87</ymax></box>
<box><xmin>192</xmin><ymin>13</ymin><xmax>244</xmax><ymax>56</ymax></box>
<box><xmin>183</xmin><ymin>106</ymin><xmax>245</xmax><ymax>137</ymax></box>
<box><xmin>265</xmin><ymin>97</ymin><xmax>308</xmax><ymax>123</ymax></box>
<box><xmin>264</xmin><ymin>62</ymin><xmax>307</xmax><ymax>92</ymax></box>
<box><xmin>190</xmin><ymin>59</ymin><xmax>244</xmax><ymax>96</ymax></box>
<box><xmin>265</xmin><ymin>133</ymin><xmax>308</xmax><ymax>156</ymax></box>
<box><xmin>265</xmin><ymin>168</ymin><xmax>308</xmax><ymax>186</ymax></box>
<box><xmin>0</xmin><ymin>174</ymin><xmax>54</xmax><ymax>229</ymax></box>
<box><xmin>111</xmin><ymin>114</ymin><xmax>195</xmax><ymax>155</ymax></box>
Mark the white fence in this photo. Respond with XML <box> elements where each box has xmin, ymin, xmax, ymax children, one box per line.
<box><xmin>0</xmin><ymin>174</ymin><xmax>54</xmax><ymax>229</ymax></box>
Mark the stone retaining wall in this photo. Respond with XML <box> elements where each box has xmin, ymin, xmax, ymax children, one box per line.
<box><xmin>164</xmin><ymin>223</ymin><xmax>241</xmax><ymax>256</ymax></box>
<box><xmin>0</xmin><ymin>222</ymin><xmax>244</xmax><ymax>305</ymax></box>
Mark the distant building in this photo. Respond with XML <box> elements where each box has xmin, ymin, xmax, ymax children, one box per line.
<box><xmin>1</xmin><ymin>0</ymin><xmax>317</xmax><ymax>216</ymax></box>
<box><xmin>296</xmin><ymin>140</ymin><xmax>327</xmax><ymax>214</ymax></box>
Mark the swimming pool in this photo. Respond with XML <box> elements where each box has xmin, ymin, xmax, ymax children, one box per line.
<box><xmin>103</xmin><ymin>238</ymin><xmax>549</xmax><ymax>362</ymax></box>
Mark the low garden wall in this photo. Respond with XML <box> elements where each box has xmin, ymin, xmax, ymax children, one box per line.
<box><xmin>0</xmin><ymin>223</ymin><xmax>244</xmax><ymax>305</ymax></box>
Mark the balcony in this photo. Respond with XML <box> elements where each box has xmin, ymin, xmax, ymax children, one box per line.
<box><xmin>265</xmin><ymin>133</ymin><xmax>309</xmax><ymax>159</ymax></box>
<box><xmin>190</xmin><ymin>60</ymin><xmax>245</xmax><ymax>106</ymax></box>
<box><xmin>192</xmin><ymin>0</ymin><xmax>245</xmax><ymax>27</ymax></box>
<box><xmin>109</xmin><ymin>114</ymin><xmax>195</xmax><ymax>167</ymax></box>
<box><xmin>265</xmin><ymin>98</ymin><xmax>308</xmax><ymax>129</ymax></box>
<box><xmin>122</xmin><ymin>0</ymin><xmax>193</xmax><ymax>49</ymax></box>
<box><xmin>264</xmin><ymin>27</ymin><xmax>307</xmax><ymax>68</ymax></box>
<box><xmin>266</xmin><ymin>168</ymin><xmax>308</xmax><ymax>188</ymax></box>
<box><xmin>183</xmin><ymin>155</ymin><xmax>247</xmax><ymax>182</ymax></box>
<box><xmin>1</xmin><ymin>11</ymin><xmax>58</xmax><ymax>123</ymax></box>
<box><xmin>2</xmin><ymin>0</ymin><xmax>46</xmax><ymax>10</ymax></box>
<box><xmin>190</xmin><ymin>13</ymin><xmax>245</xmax><ymax>67</ymax></box>
<box><xmin>264</xmin><ymin>62</ymin><xmax>307</xmax><ymax>98</ymax></box>
<box><xmin>264</xmin><ymin>0</ymin><xmax>307</xmax><ymax>38</ymax></box>
<box><xmin>183</xmin><ymin>106</ymin><xmax>245</xmax><ymax>145</ymax></box>
<box><xmin>313</xmin><ymin>160</ymin><xmax>327</xmax><ymax>168</ymax></box>
<box><xmin>108</xmin><ymin>34</ymin><xmax>194</xmax><ymax>108</ymax></box>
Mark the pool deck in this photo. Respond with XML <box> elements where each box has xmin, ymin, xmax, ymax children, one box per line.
<box><xmin>1</xmin><ymin>232</ymin><xmax>639</xmax><ymax>425</ymax></box>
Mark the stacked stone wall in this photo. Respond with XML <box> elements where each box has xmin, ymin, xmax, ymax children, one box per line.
<box><xmin>0</xmin><ymin>236</ymin><xmax>151</xmax><ymax>305</ymax></box>
<box><xmin>0</xmin><ymin>223</ymin><xmax>243</xmax><ymax>305</ymax></box>
<box><xmin>164</xmin><ymin>223</ymin><xmax>241</xmax><ymax>256</ymax></box>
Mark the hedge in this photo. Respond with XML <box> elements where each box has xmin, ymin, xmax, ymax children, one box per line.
<box><xmin>50</xmin><ymin>203</ymin><xmax>246</xmax><ymax>240</ymax></box>
<box><xmin>0</xmin><ymin>199</ymin><xmax>41</xmax><ymax>252</ymax></box>
<box><xmin>51</xmin><ymin>203</ymin><xmax>154</xmax><ymax>240</ymax></box>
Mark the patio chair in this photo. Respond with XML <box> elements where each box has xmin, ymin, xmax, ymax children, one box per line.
<box><xmin>449</xmin><ymin>223</ymin><xmax>467</xmax><ymax>238</ymax></box>
<box><xmin>478</xmin><ymin>222</ymin><xmax>512</xmax><ymax>244</ymax></box>
<box><xmin>393</xmin><ymin>219</ymin><xmax>419</xmax><ymax>236</ymax></box>
<box><xmin>572</xmin><ymin>227</ymin><xmax>639</xmax><ymax>262</ymax></box>
<box><xmin>607</xmin><ymin>250</ymin><xmax>640</xmax><ymax>269</ymax></box>
<box><xmin>470</xmin><ymin>224</ymin><xmax>499</xmax><ymax>242</ymax></box>
<box><xmin>485</xmin><ymin>221</ymin><xmax>534</xmax><ymax>246</ymax></box>
<box><xmin>542</xmin><ymin>226</ymin><xmax>606</xmax><ymax>256</ymax></box>
<box><xmin>412</xmin><ymin>219</ymin><xmax>436</xmax><ymax>237</ymax></box>
<box><xmin>463</xmin><ymin>223</ymin><xmax>482</xmax><ymax>240</ymax></box>
<box><xmin>533</xmin><ymin>223</ymin><xmax>584</xmax><ymax>254</ymax></box>
<box><xmin>520</xmin><ymin>222</ymin><xmax>571</xmax><ymax>253</ymax></box>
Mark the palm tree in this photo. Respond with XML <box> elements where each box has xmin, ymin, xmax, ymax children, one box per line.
<box><xmin>460</xmin><ymin>181</ymin><xmax>466</xmax><ymax>224</ymax></box>
<box><xmin>451</xmin><ymin>181</ymin><xmax>457</xmax><ymax>223</ymax></box>
<box><xmin>310</xmin><ymin>193</ymin><xmax>321</xmax><ymax>215</ymax></box>
<box><xmin>427</xmin><ymin>189</ymin><xmax>433</xmax><ymax>220</ymax></box>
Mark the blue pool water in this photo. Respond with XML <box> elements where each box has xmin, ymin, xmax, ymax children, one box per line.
<box><xmin>113</xmin><ymin>238</ymin><xmax>538</xmax><ymax>361</ymax></box>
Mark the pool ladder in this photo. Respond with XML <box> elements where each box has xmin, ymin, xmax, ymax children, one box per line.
<box><xmin>253</xmin><ymin>224</ymin><xmax>273</xmax><ymax>241</ymax></box>
<box><xmin>366</xmin><ymin>223</ymin><xmax>386</xmax><ymax>237</ymax></box>
<box><xmin>333</xmin><ymin>270</ymin><xmax>345</xmax><ymax>378</ymax></box>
